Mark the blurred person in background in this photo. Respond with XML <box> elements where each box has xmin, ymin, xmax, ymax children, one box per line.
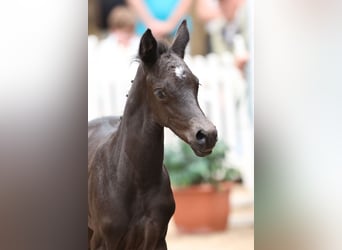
<box><xmin>127</xmin><ymin>0</ymin><xmax>193</xmax><ymax>40</ymax></box>
<box><xmin>98</xmin><ymin>0</ymin><xmax>126</xmax><ymax>30</ymax></box>
<box><xmin>197</xmin><ymin>0</ymin><xmax>253</xmax><ymax>159</ymax></box>
<box><xmin>95</xmin><ymin>5</ymin><xmax>140</xmax><ymax>116</ymax></box>
<box><xmin>99</xmin><ymin>6</ymin><xmax>140</xmax><ymax>57</ymax></box>
<box><xmin>197</xmin><ymin>0</ymin><xmax>249</xmax><ymax>72</ymax></box>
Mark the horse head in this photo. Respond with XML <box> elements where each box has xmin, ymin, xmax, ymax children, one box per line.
<box><xmin>138</xmin><ymin>20</ymin><xmax>217</xmax><ymax>156</ymax></box>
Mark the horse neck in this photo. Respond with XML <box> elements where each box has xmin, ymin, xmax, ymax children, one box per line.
<box><xmin>114</xmin><ymin>66</ymin><xmax>164</xmax><ymax>186</ymax></box>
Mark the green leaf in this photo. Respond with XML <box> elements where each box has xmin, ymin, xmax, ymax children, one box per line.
<box><xmin>164</xmin><ymin>139</ymin><xmax>239</xmax><ymax>187</ymax></box>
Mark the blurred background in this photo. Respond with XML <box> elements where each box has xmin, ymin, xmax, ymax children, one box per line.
<box><xmin>88</xmin><ymin>0</ymin><xmax>253</xmax><ymax>249</ymax></box>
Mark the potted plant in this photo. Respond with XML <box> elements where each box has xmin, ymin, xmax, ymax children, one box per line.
<box><xmin>164</xmin><ymin>140</ymin><xmax>240</xmax><ymax>233</ymax></box>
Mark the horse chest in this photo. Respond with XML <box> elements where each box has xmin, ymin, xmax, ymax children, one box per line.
<box><xmin>113</xmin><ymin>187</ymin><xmax>175</xmax><ymax>249</ymax></box>
<box><xmin>133</xmin><ymin>186</ymin><xmax>175</xmax><ymax>223</ymax></box>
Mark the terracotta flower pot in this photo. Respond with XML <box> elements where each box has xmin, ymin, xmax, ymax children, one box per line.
<box><xmin>172</xmin><ymin>182</ymin><xmax>233</xmax><ymax>233</ymax></box>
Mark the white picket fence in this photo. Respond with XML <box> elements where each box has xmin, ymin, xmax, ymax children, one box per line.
<box><xmin>88</xmin><ymin>35</ymin><xmax>254</xmax><ymax>190</ymax></box>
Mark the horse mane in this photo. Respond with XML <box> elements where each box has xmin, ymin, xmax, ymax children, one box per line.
<box><xmin>157</xmin><ymin>41</ymin><xmax>169</xmax><ymax>55</ymax></box>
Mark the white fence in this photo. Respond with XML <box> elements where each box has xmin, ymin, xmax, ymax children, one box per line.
<box><xmin>88</xmin><ymin>35</ymin><xmax>254</xmax><ymax>190</ymax></box>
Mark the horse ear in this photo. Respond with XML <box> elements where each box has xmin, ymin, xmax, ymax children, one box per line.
<box><xmin>139</xmin><ymin>29</ymin><xmax>158</xmax><ymax>65</ymax></box>
<box><xmin>171</xmin><ymin>20</ymin><xmax>189</xmax><ymax>59</ymax></box>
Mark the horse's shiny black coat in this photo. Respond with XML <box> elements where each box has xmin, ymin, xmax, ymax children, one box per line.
<box><xmin>88</xmin><ymin>21</ymin><xmax>217</xmax><ymax>250</ymax></box>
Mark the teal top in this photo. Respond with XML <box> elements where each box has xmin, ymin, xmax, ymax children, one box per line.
<box><xmin>135</xmin><ymin>0</ymin><xmax>191</xmax><ymax>36</ymax></box>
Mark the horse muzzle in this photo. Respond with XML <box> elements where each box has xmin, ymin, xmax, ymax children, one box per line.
<box><xmin>190</xmin><ymin>127</ymin><xmax>218</xmax><ymax>157</ymax></box>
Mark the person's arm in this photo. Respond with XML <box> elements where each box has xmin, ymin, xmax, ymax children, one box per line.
<box><xmin>126</xmin><ymin>0</ymin><xmax>155</xmax><ymax>27</ymax></box>
<box><xmin>196</xmin><ymin>0</ymin><xmax>223</xmax><ymax>23</ymax></box>
<box><xmin>164</xmin><ymin>0</ymin><xmax>193</xmax><ymax>29</ymax></box>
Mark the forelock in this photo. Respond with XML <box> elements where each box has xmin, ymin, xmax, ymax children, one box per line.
<box><xmin>157</xmin><ymin>41</ymin><xmax>169</xmax><ymax>55</ymax></box>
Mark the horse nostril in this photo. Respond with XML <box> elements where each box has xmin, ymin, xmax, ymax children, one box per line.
<box><xmin>196</xmin><ymin>130</ymin><xmax>207</xmax><ymax>145</ymax></box>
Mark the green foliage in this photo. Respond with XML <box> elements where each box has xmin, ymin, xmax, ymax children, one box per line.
<box><xmin>164</xmin><ymin>140</ymin><xmax>240</xmax><ymax>188</ymax></box>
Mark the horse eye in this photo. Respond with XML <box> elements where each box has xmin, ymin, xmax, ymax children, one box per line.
<box><xmin>154</xmin><ymin>89</ymin><xmax>167</xmax><ymax>100</ymax></box>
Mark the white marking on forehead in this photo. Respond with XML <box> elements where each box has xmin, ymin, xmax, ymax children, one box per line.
<box><xmin>175</xmin><ymin>66</ymin><xmax>186</xmax><ymax>79</ymax></box>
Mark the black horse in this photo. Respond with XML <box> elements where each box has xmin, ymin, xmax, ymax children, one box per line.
<box><xmin>88</xmin><ymin>20</ymin><xmax>217</xmax><ymax>250</ymax></box>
